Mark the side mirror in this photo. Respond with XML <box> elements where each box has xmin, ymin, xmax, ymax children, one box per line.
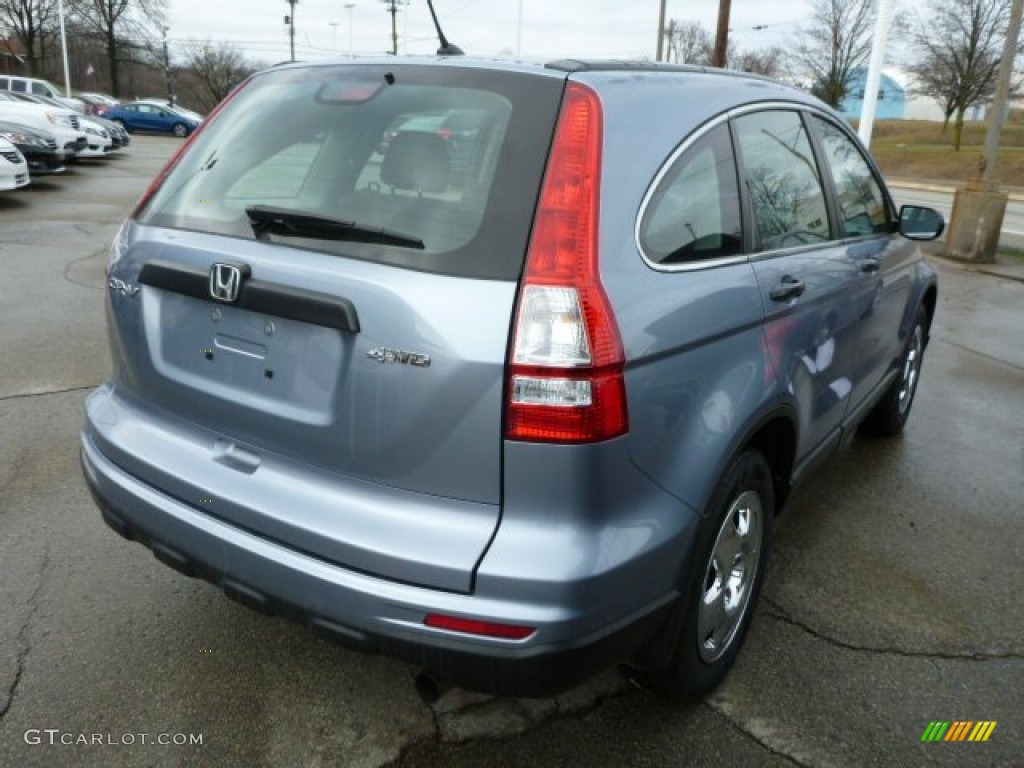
<box><xmin>898</xmin><ymin>205</ymin><xmax>945</xmax><ymax>241</ymax></box>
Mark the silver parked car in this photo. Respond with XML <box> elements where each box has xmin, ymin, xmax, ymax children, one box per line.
<box><xmin>83</xmin><ymin>58</ymin><xmax>942</xmax><ymax>702</ymax></box>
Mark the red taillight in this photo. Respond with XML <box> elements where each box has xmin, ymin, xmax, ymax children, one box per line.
<box><xmin>505</xmin><ymin>82</ymin><xmax>628</xmax><ymax>444</ymax></box>
<box><xmin>130</xmin><ymin>76</ymin><xmax>254</xmax><ymax>219</ymax></box>
<box><xmin>424</xmin><ymin>614</ymin><xmax>535</xmax><ymax>640</ymax></box>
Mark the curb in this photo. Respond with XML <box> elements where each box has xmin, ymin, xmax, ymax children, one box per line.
<box><xmin>888</xmin><ymin>179</ymin><xmax>1024</xmax><ymax>203</ymax></box>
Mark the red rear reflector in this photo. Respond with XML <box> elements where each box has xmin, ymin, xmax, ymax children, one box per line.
<box><xmin>424</xmin><ymin>614</ymin><xmax>535</xmax><ymax>640</ymax></box>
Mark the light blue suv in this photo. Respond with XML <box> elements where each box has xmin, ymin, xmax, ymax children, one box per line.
<box><xmin>82</xmin><ymin>58</ymin><xmax>942</xmax><ymax>702</ymax></box>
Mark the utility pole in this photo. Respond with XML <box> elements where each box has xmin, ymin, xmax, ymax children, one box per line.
<box><xmin>981</xmin><ymin>0</ymin><xmax>1023</xmax><ymax>188</ymax></box>
<box><xmin>381</xmin><ymin>0</ymin><xmax>407</xmax><ymax>55</ymax></box>
<box><xmin>162</xmin><ymin>27</ymin><xmax>175</xmax><ymax>106</ymax></box>
<box><xmin>285</xmin><ymin>0</ymin><xmax>298</xmax><ymax>61</ymax></box>
<box><xmin>712</xmin><ymin>0</ymin><xmax>732</xmax><ymax>68</ymax></box>
<box><xmin>944</xmin><ymin>0</ymin><xmax>1023</xmax><ymax>263</ymax></box>
<box><xmin>655</xmin><ymin>0</ymin><xmax>666</xmax><ymax>62</ymax></box>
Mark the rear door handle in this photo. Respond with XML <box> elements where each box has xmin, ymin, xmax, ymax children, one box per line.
<box><xmin>770</xmin><ymin>276</ymin><xmax>806</xmax><ymax>302</ymax></box>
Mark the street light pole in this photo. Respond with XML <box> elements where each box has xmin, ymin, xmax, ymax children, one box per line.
<box><xmin>345</xmin><ymin>3</ymin><xmax>356</xmax><ymax>57</ymax></box>
<box><xmin>330</xmin><ymin>21</ymin><xmax>339</xmax><ymax>53</ymax></box>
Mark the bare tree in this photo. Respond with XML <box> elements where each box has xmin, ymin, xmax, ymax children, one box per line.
<box><xmin>908</xmin><ymin>0</ymin><xmax>1020</xmax><ymax>150</ymax></box>
<box><xmin>0</xmin><ymin>0</ymin><xmax>57</xmax><ymax>75</ymax></box>
<box><xmin>178</xmin><ymin>41</ymin><xmax>256</xmax><ymax>112</ymax></box>
<box><xmin>733</xmin><ymin>47</ymin><xmax>786</xmax><ymax>78</ymax></box>
<box><xmin>69</xmin><ymin>0</ymin><xmax>165</xmax><ymax>96</ymax></box>
<box><xmin>664</xmin><ymin>19</ymin><xmax>712</xmax><ymax>64</ymax></box>
<box><xmin>792</xmin><ymin>0</ymin><xmax>875</xmax><ymax>108</ymax></box>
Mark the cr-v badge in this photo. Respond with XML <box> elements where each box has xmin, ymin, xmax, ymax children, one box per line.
<box><xmin>108</xmin><ymin>277</ymin><xmax>139</xmax><ymax>297</ymax></box>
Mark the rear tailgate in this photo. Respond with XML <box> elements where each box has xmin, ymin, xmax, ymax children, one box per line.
<box><xmin>96</xmin><ymin>62</ymin><xmax>566</xmax><ymax>592</ymax></box>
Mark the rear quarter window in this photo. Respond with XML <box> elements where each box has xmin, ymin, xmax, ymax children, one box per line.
<box><xmin>638</xmin><ymin>122</ymin><xmax>743</xmax><ymax>266</ymax></box>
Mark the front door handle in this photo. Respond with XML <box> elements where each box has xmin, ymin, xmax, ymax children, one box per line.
<box><xmin>859</xmin><ymin>258</ymin><xmax>881</xmax><ymax>274</ymax></box>
<box><xmin>770</xmin><ymin>276</ymin><xmax>806</xmax><ymax>302</ymax></box>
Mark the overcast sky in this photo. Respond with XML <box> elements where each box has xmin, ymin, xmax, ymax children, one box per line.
<box><xmin>160</xmin><ymin>0</ymin><xmax>819</xmax><ymax>64</ymax></box>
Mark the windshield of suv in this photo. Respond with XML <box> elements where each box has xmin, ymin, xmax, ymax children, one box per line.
<box><xmin>138</xmin><ymin>63</ymin><xmax>563</xmax><ymax>280</ymax></box>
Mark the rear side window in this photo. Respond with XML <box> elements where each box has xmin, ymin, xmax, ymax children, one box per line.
<box><xmin>811</xmin><ymin>116</ymin><xmax>891</xmax><ymax>237</ymax></box>
<box><xmin>139</xmin><ymin>64</ymin><xmax>564</xmax><ymax>281</ymax></box>
<box><xmin>733</xmin><ymin>110</ymin><xmax>830</xmax><ymax>252</ymax></box>
<box><xmin>10</xmin><ymin>80</ymin><xmax>26</xmax><ymax>93</ymax></box>
<box><xmin>639</xmin><ymin>123</ymin><xmax>743</xmax><ymax>266</ymax></box>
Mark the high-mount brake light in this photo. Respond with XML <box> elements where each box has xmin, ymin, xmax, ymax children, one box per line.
<box><xmin>505</xmin><ymin>82</ymin><xmax>628</xmax><ymax>444</ymax></box>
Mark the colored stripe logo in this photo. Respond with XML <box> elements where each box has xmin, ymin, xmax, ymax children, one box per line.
<box><xmin>921</xmin><ymin>721</ymin><xmax>997</xmax><ymax>742</ymax></box>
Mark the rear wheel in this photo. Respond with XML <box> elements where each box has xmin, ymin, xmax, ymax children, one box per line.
<box><xmin>655</xmin><ymin>450</ymin><xmax>774</xmax><ymax>704</ymax></box>
<box><xmin>861</xmin><ymin>306</ymin><xmax>928</xmax><ymax>436</ymax></box>
<box><xmin>172</xmin><ymin>123</ymin><xmax>189</xmax><ymax>138</ymax></box>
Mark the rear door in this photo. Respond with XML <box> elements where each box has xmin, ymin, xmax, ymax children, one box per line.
<box><xmin>107</xmin><ymin>63</ymin><xmax>565</xmax><ymax>591</ymax></box>
<box><xmin>808</xmin><ymin>114</ymin><xmax>916</xmax><ymax>409</ymax></box>
<box><xmin>734</xmin><ymin>108</ymin><xmax>868</xmax><ymax>459</ymax></box>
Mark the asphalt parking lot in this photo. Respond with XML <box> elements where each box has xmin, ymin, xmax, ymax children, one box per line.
<box><xmin>1</xmin><ymin>137</ymin><xmax>1021</xmax><ymax>767</ymax></box>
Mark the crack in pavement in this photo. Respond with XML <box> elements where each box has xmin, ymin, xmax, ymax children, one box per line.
<box><xmin>0</xmin><ymin>384</ymin><xmax>100</xmax><ymax>403</ymax></box>
<box><xmin>0</xmin><ymin>542</ymin><xmax>51</xmax><ymax>720</ymax></box>
<box><xmin>935</xmin><ymin>337</ymin><xmax>1024</xmax><ymax>373</ymax></box>
<box><xmin>703</xmin><ymin>699</ymin><xmax>813</xmax><ymax>768</ymax></box>
<box><xmin>761</xmin><ymin>597</ymin><xmax>1024</xmax><ymax>662</ymax></box>
<box><xmin>62</xmin><ymin>247</ymin><xmax>109</xmax><ymax>292</ymax></box>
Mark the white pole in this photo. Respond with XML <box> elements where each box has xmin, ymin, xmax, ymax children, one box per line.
<box><xmin>858</xmin><ymin>0</ymin><xmax>895</xmax><ymax>148</ymax></box>
<box><xmin>346</xmin><ymin>3</ymin><xmax>356</xmax><ymax>57</ymax></box>
<box><xmin>57</xmin><ymin>0</ymin><xmax>72</xmax><ymax>97</ymax></box>
<box><xmin>516</xmin><ymin>0</ymin><xmax>523</xmax><ymax>56</ymax></box>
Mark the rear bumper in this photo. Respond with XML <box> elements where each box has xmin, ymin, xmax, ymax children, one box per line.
<box><xmin>80</xmin><ymin>428</ymin><xmax>686</xmax><ymax>696</ymax></box>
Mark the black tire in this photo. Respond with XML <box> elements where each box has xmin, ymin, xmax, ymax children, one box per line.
<box><xmin>861</xmin><ymin>306</ymin><xmax>928</xmax><ymax>437</ymax></box>
<box><xmin>655</xmin><ymin>450</ymin><xmax>774</xmax><ymax>704</ymax></box>
<box><xmin>172</xmin><ymin>123</ymin><xmax>189</xmax><ymax>138</ymax></box>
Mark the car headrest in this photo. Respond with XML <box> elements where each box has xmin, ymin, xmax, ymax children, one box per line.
<box><xmin>380</xmin><ymin>131</ymin><xmax>450</xmax><ymax>194</ymax></box>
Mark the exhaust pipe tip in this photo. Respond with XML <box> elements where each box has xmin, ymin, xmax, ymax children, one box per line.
<box><xmin>414</xmin><ymin>671</ymin><xmax>450</xmax><ymax>706</ymax></box>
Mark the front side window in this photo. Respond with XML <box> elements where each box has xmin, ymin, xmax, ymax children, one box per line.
<box><xmin>811</xmin><ymin>116</ymin><xmax>890</xmax><ymax>237</ymax></box>
<box><xmin>638</xmin><ymin>123</ymin><xmax>742</xmax><ymax>266</ymax></box>
<box><xmin>733</xmin><ymin>110</ymin><xmax>830</xmax><ymax>252</ymax></box>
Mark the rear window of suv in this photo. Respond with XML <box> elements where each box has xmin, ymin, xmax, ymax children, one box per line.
<box><xmin>138</xmin><ymin>64</ymin><xmax>564</xmax><ymax>281</ymax></box>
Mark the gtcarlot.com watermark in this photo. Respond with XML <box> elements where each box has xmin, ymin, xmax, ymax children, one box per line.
<box><xmin>24</xmin><ymin>729</ymin><xmax>203</xmax><ymax>747</ymax></box>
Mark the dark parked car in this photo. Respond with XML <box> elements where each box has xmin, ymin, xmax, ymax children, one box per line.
<box><xmin>99</xmin><ymin>101</ymin><xmax>199</xmax><ymax>137</ymax></box>
<box><xmin>83</xmin><ymin>58</ymin><xmax>942</xmax><ymax>703</ymax></box>
<box><xmin>0</xmin><ymin>120</ymin><xmax>67</xmax><ymax>175</ymax></box>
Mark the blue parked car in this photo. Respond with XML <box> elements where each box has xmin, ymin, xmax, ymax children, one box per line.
<box><xmin>83</xmin><ymin>58</ymin><xmax>944</xmax><ymax>703</ymax></box>
<box><xmin>100</xmin><ymin>101</ymin><xmax>199</xmax><ymax>137</ymax></box>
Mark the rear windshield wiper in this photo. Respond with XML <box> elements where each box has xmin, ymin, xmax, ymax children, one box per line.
<box><xmin>246</xmin><ymin>205</ymin><xmax>424</xmax><ymax>250</ymax></box>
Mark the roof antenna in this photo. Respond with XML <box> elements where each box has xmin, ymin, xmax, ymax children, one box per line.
<box><xmin>426</xmin><ymin>0</ymin><xmax>464</xmax><ymax>55</ymax></box>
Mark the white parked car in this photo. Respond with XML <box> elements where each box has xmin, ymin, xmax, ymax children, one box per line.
<box><xmin>0</xmin><ymin>136</ymin><xmax>30</xmax><ymax>191</ymax></box>
<box><xmin>0</xmin><ymin>92</ymin><xmax>87</xmax><ymax>157</ymax></box>
<box><xmin>78</xmin><ymin>116</ymin><xmax>114</xmax><ymax>158</ymax></box>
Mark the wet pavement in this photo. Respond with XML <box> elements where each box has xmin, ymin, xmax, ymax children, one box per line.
<box><xmin>1</xmin><ymin>138</ymin><xmax>1021</xmax><ymax>767</ymax></box>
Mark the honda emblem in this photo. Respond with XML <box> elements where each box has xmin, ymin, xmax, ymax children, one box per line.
<box><xmin>209</xmin><ymin>263</ymin><xmax>245</xmax><ymax>303</ymax></box>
